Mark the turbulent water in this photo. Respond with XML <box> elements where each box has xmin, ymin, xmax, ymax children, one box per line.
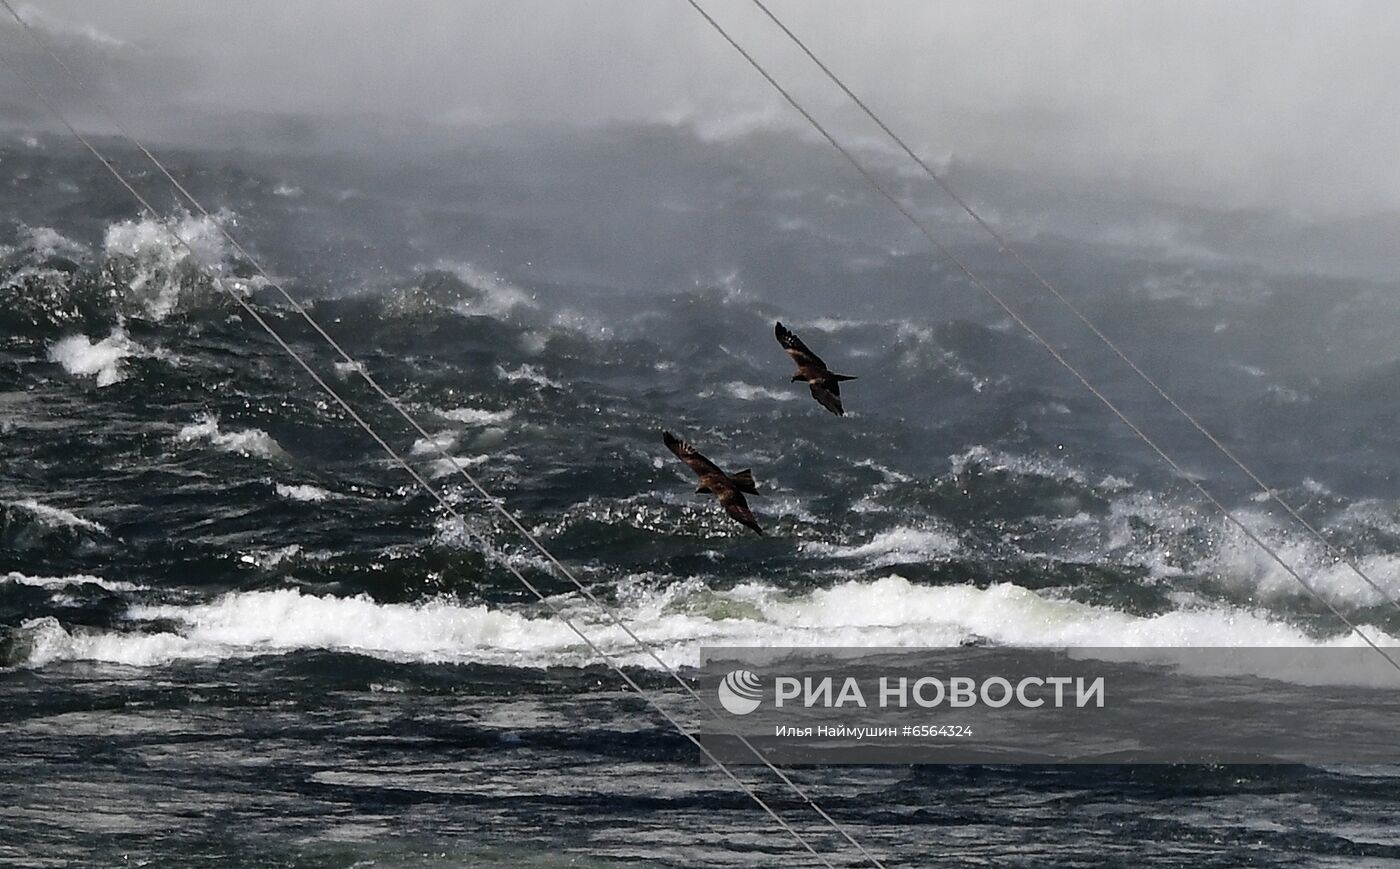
<box><xmin>4</xmin><ymin>128</ymin><xmax>1400</xmax><ymax>866</ymax></box>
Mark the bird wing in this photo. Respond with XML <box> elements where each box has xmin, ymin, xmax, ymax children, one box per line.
<box><xmin>663</xmin><ymin>430</ymin><xmax>725</xmax><ymax>479</ymax></box>
<box><xmin>775</xmin><ymin>321</ymin><xmax>828</xmax><ymax>371</ymax></box>
<box><xmin>718</xmin><ymin>489</ymin><xmax>764</xmax><ymax>535</ymax></box>
<box><xmin>809</xmin><ymin>380</ymin><xmax>845</xmax><ymax>416</ymax></box>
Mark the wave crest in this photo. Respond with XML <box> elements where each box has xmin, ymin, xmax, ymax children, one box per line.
<box><xmin>176</xmin><ymin>414</ymin><xmax>286</xmax><ymax>461</ymax></box>
<box><xmin>8</xmin><ymin>578</ymin><xmax>1390</xmax><ymax>673</ymax></box>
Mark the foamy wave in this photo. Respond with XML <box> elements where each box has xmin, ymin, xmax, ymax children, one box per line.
<box><xmin>332</xmin><ymin>360</ymin><xmax>365</xmax><ymax>379</ymax></box>
<box><xmin>238</xmin><ymin>545</ymin><xmax>306</xmax><ymax>569</ymax></box>
<box><xmin>789</xmin><ymin>316</ymin><xmax>873</xmax><ymax>332</ymax></box>
<box><xmin>950</xmin><ymin>445</ymin><xmax>1099</xmax><ymax>486</ymax></box>
<box><xmin>176</xmin><ymin>414</ymin><xmax>286</xmax><ymax>461</ymax></box>
<box><xmin>426</xmin><ymin>453</ymin><xmax>497</xmax><ymax>479</ymax></box>
<box><xmin>10</xmin><ymin>616</ymin><xmax>203</xmax><ymax>669</ymax></box>
<box><xmin>437</xmin><ymin>261</ymin><xmax>536</xmax><ymax>316</ymax></box>
<box><xmin>103</xmin><ymin>213</ymin><xmax>236</xmax><ymax>320</ymax></box>
<box><xmin>440</xmin><ymin>406</ymin><xmax>515</xmax><ymax>426</ymax></box>
<box><xmin>700</xmin><ymin>381</ymin><xmax>796</xmax><ymax>402</ymax></box>
<box><xmin>410</xmin><ymin>431</ymin><xmax>459</xmax><ymax>456</ymax></box>
<box><xmin>1206</xmin><ymin>512</ymin><xmax>1400</xmax><ymax>608</ymax></box>
<box><xmin>12</xmin><ymin>576</ymin><xmax>1388</xmax><ymax>672</ymax></box>
<box><xmin>47</xmin><ymin>329</ymin><xmax>147</xmax><ymax>387</ymax></box>
<box><xmin>5</xmin><ymin>499</ymin><xmax>107</xmax><ymax>534</ymax></box>
<box><xmin>274</xmin><ymin>483</ymin><xmax>335</xmax><ymax>503</ymax></box>
<box><xmin>2</xmin><ymin>572</ymin><xmax>141</xmax><ymax>592</ymax></box>
<box><xmin>495</xmin><ymin>364</ymin><xmax>560</xmax><ymax>389</ymax></box>
<box><xmin>802</xmin><ymin>526</ymin><xmax>960</xmax><ymax>566</ymax></box>
<box><xmin>1081</xmin><ymin>493</ymin><xmax>1400</xmax><ymax>609</ymax></box>
<box><xmin>22</xmin><ymin>225</ymin><xmax>87</xmax><ymax>260</ymax></box>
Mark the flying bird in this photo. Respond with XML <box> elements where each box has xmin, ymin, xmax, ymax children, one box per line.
<box><xmin>662</xmin><ymin>430</ymin><xmax>764</xmax><ymax>535</ymax></box>
<box><xmin>775</xmin><ymin>321</ymin><xmax>856</xmax><ymax>416</ymax></box>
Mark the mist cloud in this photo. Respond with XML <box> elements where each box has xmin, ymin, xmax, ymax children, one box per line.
<box><xmin>6</xmin><ymin>0</ymin><xmax>1400</xmax><ymax>220</ymax></box>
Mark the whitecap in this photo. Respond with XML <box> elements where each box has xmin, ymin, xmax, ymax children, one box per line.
<box><xmin>410</xmin><ymin>431</ymin><xmax>459</xmax><ymax>456</ymax></box>
<box><xmin>426</xmin><ymin>454</ymin><xmax>496</xmax><ymax>479</ymax></box>
<box><xmin>333</xmin><ymin>360</ymin><xmax>366</xmax><ymax>379</ymax></box>
<box><xmin>495</xmin><ymin>364</ymin><xmax>560</xmax><ymax>389</ymax></box>
<box><xmin>2</xmin><ymin>572</ymin><xmax>141</xmax><ymax>592</ymax></box>
<box><xmin>801</xmin><ymin>526</ymin><xmax>959</xmax><ymax>566</ymax></box>
<box><xmin>439</xmin><ymin>407</ymin><xmax>515</xmax><ymax>426</ymax></box>
<box><xmin>103</xmin><ymin>212</ymin><xmax>235</xmax><ymax>320</ymax></box>
<box><xmin>22</xmin><ymin>225</ymin><xmax>87</xmax><ymax>260</ymax></box>
<box><xmin>47</xmin><ymin>330</ymin><xmax>146</xmax><ymax>387</ymax></box>
<box><xmin>274</xmin><ymin>483</ymin><xmax>334</xmax><ymax>503</ymax></box>
<box><xmin>434</xmin><ymin>260</ymin><xmax>536</xmax><ymax>316</ymax></box>
<box><xmin>10</xmin><ymin>579</ymin><xmax>1392</xmax><ymax>677</ymax></box>
<box><xmin>5</xmin><ymin>499</ymin><xmax>107</xmax><ymax>534</ymax></box>
<box><xmin>176</xmin><ymin>413</ymin><xmax>286</xmax><ymax>461</ymax></box>
<box><xmin>948</xmin><ymin>445</ymin><xmax>1116</xmax><ymax>488</ymax></box>
<box><xmin>699</xmin><ymin>381</ymin><xmax>796</xmax><ymax>402</ymax></box>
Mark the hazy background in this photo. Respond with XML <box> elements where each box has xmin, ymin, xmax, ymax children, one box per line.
<box><xmin>4</xmin><ymin>1</ymin><xmax>1399</xmax><ymax>219</ymax></box>
<box><xmin>4</xmin><ymin>2</ymin><xmax>1400</xmax><ymax>303</ymax></box>
<box><xmin>8</xmin><ymin>8</ymin><xmax>1400</xmax><ymax>863</ymax></box>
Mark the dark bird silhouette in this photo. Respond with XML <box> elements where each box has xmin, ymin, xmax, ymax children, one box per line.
<box><xmin>775</xmin><ymin>321</ymin><xmax>856</xmax><ymax>416</ymax></box>
<box><xmin>662</xmin><ymin>430</ymin><xmax>763</xmax><ymax>535</ymax></box>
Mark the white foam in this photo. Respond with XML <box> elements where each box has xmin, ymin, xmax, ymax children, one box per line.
<box><xmin>790</xmin><ymin>316</ymin><xmax>872</xmax><ymax>332</ymax></box>
<box><xmin>176</xmin><ymin>414</ymin><xmax>286</xmax><ymax>461</ymax></box>
<box><xmin>5</xmin><ymin>499</ymin><xmax>107</xmax><ymax>534</ymax></box>
<box><xmin>47</xmin><ymin>330</ymin><xmax>146</xmax><ymax>387</ymax></box>
<box><xmin>10</xmin><ymin>578</ymin><xmax>1394</xmax><ymax>675</ymax></box>
<box><xmin>426</xmin><ymin>454</ymin><xmax>496</xmax><ymax>479</ymax></box>
<box><xmin>2</xmin><ymin>572</ymin><xmax>141</xmax><ymax>592</ymax></box>
<box><xmin>103</xmin><ymin>213</ymin><xmax>234</xmax><ymax>320</ymax></box>
<box><xmin>700</xmin><ymin>381</ymin><xmax>796</xmax><ymax>402</ymax></box>
<box><xmin>435</xmin><ymin>261</ymin><xmax>535</xmax><ymax>317</ymax></box>
<box><xmin>495</xmin><ymin>364</ymin><xmax>560</xmax><ymax>389</ymax></box>
<box><xmin>135</xmin><ymin>589</ymin><xmax>589</xmax><ymax>665</ymax></box>
<box><xmin>949</xmin><ymin>445</ymin><xmax>1095</xmax><ymax>486</ymax></box>
<box><xmin>853</xmin><ymin>458</ymin><xmax>912</xmax><ymax>483</ymax></box>
<box><xmin>332</xmin><ymin>360</ymin><xmax>365</xmax><ymax>379</ymax></box>
<box><xmin>1206</xmin><ymin>514</ymin><xmax>1400</xmax><ymax>608</ymax></box>
<box><xmin>238</xmin><ymin>545</ymin><xmax>304</xmax><ymax>569</ymax></box>
<box><xmin>274</xmin><ymin>483</ymin><xmax>334</xmax><ymax>503</ymax></box>
<box><xmin>440</xmin><ymin>407</ymin><xmax>515</xmax><ymax>426</ymax></box>
<box><xmin>410</xmin><ymin>431</ymin><xmax>459</xmax><ymax>456</ymax></box>
<box><xmin>801</xmin><ymin>526</ymin><xmax>960</xmax><ymax>566</ymax></box>
<box><xmin>13</xmin><ymin>616</ymin><xmax>204</xmax><ymax>669</ymax></box>
<box><xmin>1085</xmin><ymin>493</ymin><xmax>1400</xmax><ymax>609</ymax></box>
<box><xmin>22</xmin><ymin>225</ymin><xmax>87</xmax><ymax>260</ymax></box>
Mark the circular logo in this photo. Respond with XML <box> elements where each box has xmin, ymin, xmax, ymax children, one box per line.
<box><xmin>718</xmin><ymin>669</ymin><xmax>763</xmax><ymax>715</ymax></box>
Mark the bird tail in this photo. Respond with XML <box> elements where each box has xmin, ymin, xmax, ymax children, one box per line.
<box><xmin>831</xmin><ymin>373</ymin><xmax>858</xmax><ymax>382</ymax></box>
<box><xmin>730</xmin><ymin>468</ymin><xmax>758</xmax><ymax>494</ymax></box>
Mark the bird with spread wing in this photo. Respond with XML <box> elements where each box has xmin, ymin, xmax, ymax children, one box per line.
<box><xmin>661</xmin><ymin>430</ymin><xmax>763</xmax><ymax>535</ymax></box>
<box><xmin>775</xmin><ymin>321</ymin><xmax>856</xmax><ymax>415</ymax></box>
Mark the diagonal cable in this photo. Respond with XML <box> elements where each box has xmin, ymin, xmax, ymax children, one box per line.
<box><xmin>682</xmin><ymin>0</ymin><xmax>1400</xmax><ymax>672</ymax></box>
<box><xmin>0</xmin><ymin>41</ymin><xmax>845</xmax><ymax>869</ymax></box>
<box><xmin>0</xmin><ymin>8</ymin><xmax>881</xmax><ymax>866</ymax></box>
<box><xmin>747</xmin><ymin>0</ymin><xmax>1400</xmax><ymax>620</ymax></box>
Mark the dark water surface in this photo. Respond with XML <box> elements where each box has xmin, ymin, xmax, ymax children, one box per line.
<box><xmin>3</xmin><ymin>129</ymin><xmax>1400</xmax><ymax>866</ymax></box>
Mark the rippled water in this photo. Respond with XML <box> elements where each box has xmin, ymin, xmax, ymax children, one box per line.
<box><xmin>3</xmin><ymin>129</ymin><xmax>1400</xmax><ymax>865</ymax></box>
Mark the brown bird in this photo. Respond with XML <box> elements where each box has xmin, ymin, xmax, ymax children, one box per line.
<box><xmin>662</xmin><ymin>430</ymin><xmax>763</xmax><ymax>535</ymax></box>
<box><xmin>775</xmin><ymin>321</ymin><xmax>857</xmax><ymax>415</ymax></box>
